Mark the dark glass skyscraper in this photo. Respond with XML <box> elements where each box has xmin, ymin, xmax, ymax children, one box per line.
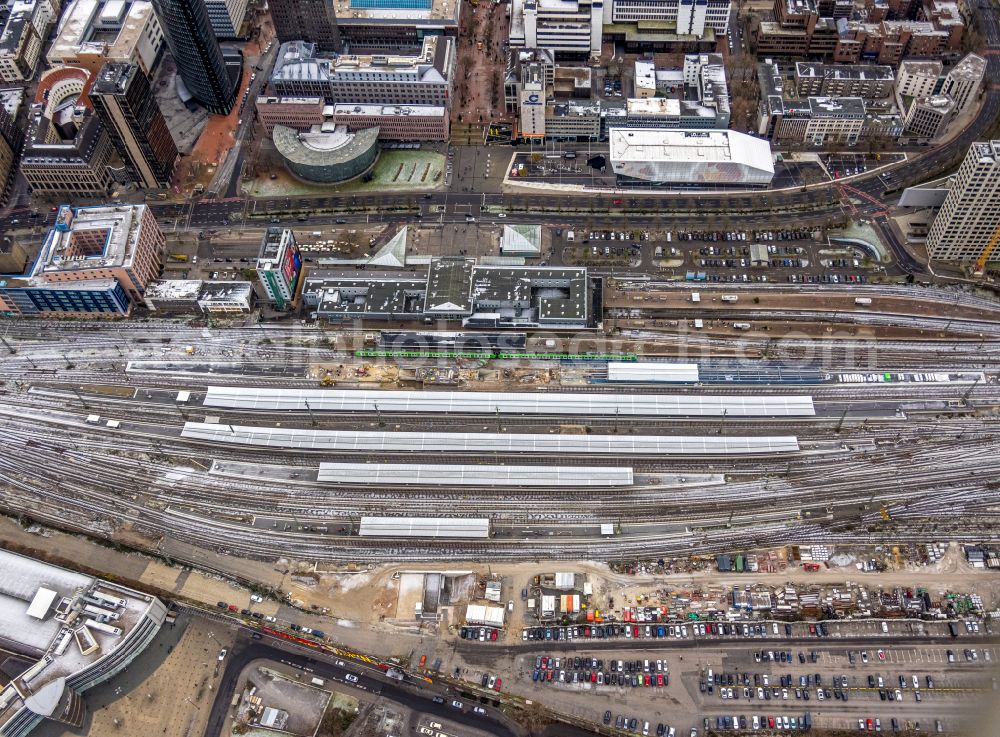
<box><xmin>269</xmin><ymin>0</ymin><xmax>341</xmax><ymax>52</ymax></box>
<box><xmin>91</xmin><ymin>62</ymin><xmax>179</xmax><ymax>188</ymax></box>
<box><xmin>151</xmin><ymin>0</ymin><xmax>238</xmax><ymax>114</ymax></box>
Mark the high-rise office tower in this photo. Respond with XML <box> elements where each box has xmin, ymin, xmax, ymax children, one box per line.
<box><xmin>926</xmin><ymin>140</ymin><xmax>1000</xmax><ymax>263</ymax></box>
<box><xmin>91</xmin><ymin>61</ymin><xmax>178</xmax><ymax>188</ymax></box>
<box><xmin>151</xmin><ymin>0</ymin><xmax>238</xmax><ymax>113</ymax></box>
<box><xmin>269</xmin><ymin>0</ymin><xmax>340</xmax><ymax>52</ymax></box>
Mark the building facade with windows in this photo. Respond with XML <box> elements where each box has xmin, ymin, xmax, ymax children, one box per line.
<box><xmin>0</xmin><ymin>278</ymin><xmax>131</xmax><ymax>315</ymax></box>
<box><xmin>903</xmin><ymin>94</ymin><xmax>954</xmax><ymax>138</ymax></box>
<box><xmin>269</xmin><ymin>0</ymin><xmax>340</xmax><ymax>51</ymax></box>
<box><xmin>895</xmin><ymin>59</ymin><xmax>942</xmax><ymax>99</ymax></box>
<box><xmin>270</xmin><ymin>37</ymin><xmax>455</xmax><ymax>107</ymax></box>
<box><xmin>938</xmin><ymin>52</ymin><xmax>985</xmax><ymax>114</ymax></box>
<box><xmin>90</xmin><ymin>61</ymin><xmax>178</xmax><ymax>188</ymax></box>
<box><xmin>31</xmin><ymin>204</ymin><xmax>164</xmax><ymax>302</ymax></box>
<box><xmin>794</xmin><ymin>62</ymin><xmax>894</xmax><ymax>99</ymax></box>
<box><xmin>203</xmin><ymin>0</ymin><xmax>249</xmax><ymax>38</ymax></box>
<box><xmin>332</xmin><ymin>104</ymin><xmax>449</xmax><ymax>140</ymax></box>
<box><xmin>330</xmin><ymin>0</ymin><xmax>461</xmax><ymax>51</ymax></box>
<box><xmin>151</xmin><ymin>0</ymin><xmax>238</xmax><ymax>113</ymax></box>
<box><xmin>255</xmin><ymin>227</ymin><xmax>303</xmax><ymax>309</ymax></box>
<box><xmin>926</xmin><ymin>141</ymin><xmax>1000</xmax><ymax>262</ymax></box>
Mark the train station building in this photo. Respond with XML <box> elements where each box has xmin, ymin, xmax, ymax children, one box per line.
<box><xmin>302</xmin><ymin>258</ymin><xmax>597</xmax><ymax>329</ymax></box>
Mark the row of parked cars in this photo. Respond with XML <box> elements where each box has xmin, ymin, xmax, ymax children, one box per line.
<box><xmin>711</xmin><ymin>713</ymin><xmax>812</xmax><ymax>731</ymax></box>
<box><xmin>522</xmin><ymin>619</ymin><xmax>773</xmax><ymax>643</ymax></box>
<box><xmin>531</xmin><ymin>654</ymin><xmax>669</xmax><ymax>688</ymax></box>
<box><xmin>605</xmin><ymin>712</ymin><xmax>687</xmax><ymax>737</ymax></box>
<box><xmin>215</xmin><ymin>600</ymin><xmax>325</xmax><ymax>638</ymax></box>
<box><xmin>460</xmin><ymin>626</ymin><xmax>499</xmax><ymax>641</ymax></box>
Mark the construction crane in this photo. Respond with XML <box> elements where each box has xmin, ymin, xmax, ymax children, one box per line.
<box><xmin>836</xmin><ymin>184</ymin><xmax>891</xmax><ymax>218</ymax></box>
<box><xmin>974</xmin><ymin>222</ymin><xmax>1000</xmax><ymax>273</ymax></box>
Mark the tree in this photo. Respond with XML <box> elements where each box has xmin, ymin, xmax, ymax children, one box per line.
<box><xmin>514</xmin><ymin>700</ymin><xmax>553</xmax><ymax>734</ymax></box>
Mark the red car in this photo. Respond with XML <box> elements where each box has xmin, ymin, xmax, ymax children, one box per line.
<box><xmin>612</xmin><ymin>199</ymin><xmax>623</xmax><ymax>205</ymax></box>
<box><xmin>490</xmin><ymin>629</ymin><xmax>498</xmax><ymax>641</ymax></box>
<box><xmin>493</xmin><ymin>677</ymin><xmax>502</xmax><ymax>692</ymax></box>
<box><xmin>546</xmin><ymin>670</ymin><xmax>553</xmax><ymax>681</ymax></box>
<box><xmin>228</xmin><ymin>604</ymin><xmax>238</xmax><ymax>612</ymax></box>
<box><xmin>808</xmin><ymin>624</ymin><xmax>816</xmax><ymax>634</ymax></box>
<box><xmin>591</xmin><ymin>671</ymin><xmax>597</xmax><ymax>683</ymax></box>
<box><xmin>644</xmin><ymin>674</ymin><xmax>651</xmax><ymax>686</ymax></box>
<box><xmin>656</xmin><ymin>673</ymin><xmax>664</xmax><ymax>687</ymax></box>
<box><xmin>584</xmin><ymin>626</ymin><xmax>591</xmax><ymax>637</ymax></box>
<box><xmin>867</xmin><ymin>719</ymin><xmax>874</xmax><ymax>731</ymax></box>
<box><xmin>768</xmin><ymin>717</ymin><xmax>775</xmax><ymax>728</ymax></box>
<box><xmin>632</xmin><ymin>625</ymin><xmax>639</xmax><ymax>638</ymax></box>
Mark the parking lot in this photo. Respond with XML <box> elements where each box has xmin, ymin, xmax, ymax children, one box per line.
<box><xmin>454</xmin><ymin>614</ymin><xmax>996</xmax><ymax>736</ymax></box>
<box><xmin>561</xmin><ymin>226</ymin><xmax>884</xmax><ymax>282</ymax></box>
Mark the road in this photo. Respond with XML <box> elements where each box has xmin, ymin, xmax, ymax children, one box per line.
<box><xmin>205</xmin><ymin>633</ymin><xmax>528</xmax><ymax>737</ymax></box>
<box><xmin>1</xmin><ymin>8</ymin><xmax>997</xmax><ymax>243</ymax></box>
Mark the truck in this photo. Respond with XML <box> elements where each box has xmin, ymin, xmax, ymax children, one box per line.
<box><xmin>803</xmin><ymin>563</ymin><xmax>822</xmax><ymax>572</ymax></box>
<box><xmin>854</xmin><ymin>297</ymin><xmax>872</xmax><ymax>306</ymax></box>
<box><xmin>168</xmin><ymin>253</ymin><xmax>188</xmax><ymax>262</ymax></box>
<box><xmin>311</xmin><ymin>677</ymin><xmax>326</xmax><ymax>686</ymax></box>
<box><xmin>721</xmin><ymin>295</ymin><xmax>739</xmax><ymax>303</ymax></box>
<box><xmin>733</xmin><ymin>323</ymin><xmax>751</xmax><ymax>330</ymax></box>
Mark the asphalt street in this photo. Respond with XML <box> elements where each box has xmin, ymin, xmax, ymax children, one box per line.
<box><xmin>205</xmin><ymin>631</ymin><xmax>529</xmax><ymax>737</ymax></box>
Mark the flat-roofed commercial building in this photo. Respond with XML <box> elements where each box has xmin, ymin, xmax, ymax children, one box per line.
<box><xmin>608</xmin><ymin>0</ymin><xmax>731</xmax><ymax>35</ymax></box>
<box><xmin>794</xmin><ymin>62</ymin><xmax>894</xmax><ymax>99</ymax></box>
<box><xmin>330</xmin><ymin>0</ymin><xmax>461</xmax><ymax>51</ymax></box>
<box><xmin>938</xmin><ymin>52</ymin><xmax>985</xmax><ymax>114</ymax></box>
<box><xmin>609</xmin><ymin>128</ymin><xmax>774</xmax><ymax>187</ymax></box>
<box><xmin>926</xmin><ymin>140</ymin><xmax>1000</xmax><ymax>262</ymax></box>
<box><xmin>19</xmin><ymin>111</ymin><xmax>116</xmax><ymax>196</ymax></box>
<box><xmin>46</xmin><ymin>0</ymin><xmax>165</xmax><ymax>76</ymax></box>
<box><xmin>333</xmin><ymin>103</ymin><xmax>449</xmax><ymax>140</ymax></box>
<box><xmin>895</xmin><ymin>59</ymin><xmax>943</xmax><ymax>99</ymax></box>
<box><xmin>303</xmin><ymin>258</ymin><xmax>596</xmax><ymax>329</ymax></box>
<box><xmin>197</xmin><ymin>281</ymin><xmax>254</xmax><ymax>313</ymax></box>
<box><xmin>0</xmin><ymin>0</ymin><xmax>57</xmax><ymax>83</ymax></box>
<box><xmin>269</xmin><ymin>0</ymin><xmax>340</xmax><ymax>52</ymax></box>
<box><xmin>270</xmin><ymin>37</ymin><xmax>455</xmax><ymax>107</ymax></box>
<box><xmin>0</xmin><ymin>549</ymin><xmax>166</xmax><ymax>737</ymax></box>
<box><xmin>254</xmin><ymin>96</ymin><xmax>326</xmax><ymax>134</ymax></box>
<box><xmin>544</xmin><ymin>101</ymin><xmax>601</xmax><ymax>140</ymax></box>
<box><xmin>0</xmin><ymin>277</ymin><xmax>131</xmax><ymax>316</ymax></box>
<box><xmin>509</xmin><ymin>0</ymin><xmax>603</xmax><ymax>58</ymax></box>
<box><xmin>255</xmin><ymin>227</ymin><xmax>302</xmax><ymax>310</ymax></box>
<box><xmin>32</xmin><ymin>204</ymin><xmax>164</xmax><ymax>302</ymax></box>
<box><xmin>903</xmin><ymin>94</ymin><xmax>954</xmax><ymax>139</ymax></box>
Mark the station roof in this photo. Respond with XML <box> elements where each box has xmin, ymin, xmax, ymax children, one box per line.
<box><xmin>358</xmin><ymin>517</ymin><xmax>489</xmax><ymax>538</ymax></box>
<box><xmin>607</xmin><ymin>362</ymin><xmax>700</xmax><ymax>383</ymax></box>
<box><xmin>318</xmin><ymin>462</ymin><xmax>634</xmax><ymax>486</ymax></box>
<box><xmin>201</xmin><ymin>387</ymin><xmax>815</xmax><ymax>417</ymax></box>
<box><xmin>181</xmin><ymin>423</ymin><xmax>800</xmax><ymax>455</ymax></box>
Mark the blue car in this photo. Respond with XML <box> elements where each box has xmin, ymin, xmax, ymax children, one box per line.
<box><xmin>657</xmin><ymin>626</ymin><xmax>665</xmax><ymax>637</ymax></box>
